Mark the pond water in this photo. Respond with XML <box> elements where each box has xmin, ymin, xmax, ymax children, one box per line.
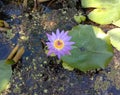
<box><xmin>1</xmin><ymin>1</ymin><xmax>120</xmax><ymax>95</ymax></box>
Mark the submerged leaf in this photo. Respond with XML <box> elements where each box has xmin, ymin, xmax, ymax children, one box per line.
<box><xmin>0</xmin><ymin>60</ymin><xmax>12</xmax><ymax>93</ymax></box>
<box><xmin>108</xmin><ymin>28</ymin><xmax>120</xmax><ymax>51</ymax></box>
<box><xmin>62</xmin><ymin>25</ymin><xmax>113</xmax><ymax>72</ymax></box>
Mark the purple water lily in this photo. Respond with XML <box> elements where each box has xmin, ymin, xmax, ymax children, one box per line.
<box><xmin>46</xmin><ymin>29</ymin><xmax>75</xmax><ymax>59</ymax></box>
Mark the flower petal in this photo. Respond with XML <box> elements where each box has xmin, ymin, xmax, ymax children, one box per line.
<box><xmin>62</xmin><ymin>36</ymin><xmax>72</xmax><ymax>41</ymax></box>
<box><xmin>46</xmin><ymin>29</ymin><xmax>75</xmax><ymax>59</ymax></box>
<box><xmin>65</xmin><ymin>42</ymin><xmax>75</xmax><ymax>45</ymax></box>
<box><xmin>56</xmin><ymin>29</ymin><xmax>60</xmax><ymax>38</ymax></box>
<box><xmin>59</xmin><ymin>30</ymin><xmax>65</xmax><ymax>38</ymax></box>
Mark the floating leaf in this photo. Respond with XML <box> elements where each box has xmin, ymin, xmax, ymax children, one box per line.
<box><xmin>92</xmin><ymin>26</ymin><xmax>111</xmax><ymax>44</ymax></box>
<box><xmin>108</xmin><ymin>28</ymin><xmax>120</xmax><ymax>51</ymax></box>
<box><xmin>74</xmin><ymin>13</ymin><xmax>86</xmax><ymax>23</ymax></box>
<box><xmin>81</xmin><ymin>0</ymin><xmax>118</xmax><ymax>8</ymax></box>
<box><xmin>81</xmin><ymin>0</ymin><xmax>120</xmax><ymax>25</ymax></box>
<box><xmin>113</xmin><ymin>19</ymin><xmax>120</xmax><ymax>27</ymax></box>
<box><xmin>62</xmin><ymin>62</ymin><xmax>74</xmax><ymax>71</ymax></box>
<box><xmin>0</xmin><ymin>60</ymin><xmax>12</xmax><ymax>93</ymax></box>
<box><xmin>5</xmin><ymin>59</ymin><xmax>15</xmax><ymax>65</ymax></box>
<box><xmin>62</xmin><ymin>25</ymin><xmax>113</xmax><ymax>72</ymax></box>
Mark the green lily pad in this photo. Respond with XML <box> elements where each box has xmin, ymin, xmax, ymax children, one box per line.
<box><xmin>62</xmin><ymin>62</ymin><xmax>74</xmax><ymax>71</ymax></box>
<box><xmin>81</xmin><ymin>0</ymin><xmax>118</xmax><ymax>8</ymax></box>
<box><xmin>108</xmin><ymin>28</ymin><xmax>120</xmax><ymax>51</ymax></box>
<box><xmin>81</xmin><ymin>0</ymin><xmax>120</xmax><ymax>25</ymax></box>
<box><xmin>113</xmin><ymin>19</ymin><xmax>120</xmax><ymax>27</ymax></box>
<box><xmin>74</xmin><ymin>13</ymin><xmax>86</xmax><ymax>23</ymax></box>
<box><xmin>0</xmin><ymin>60</ymin><xmax>12</xmax><ymax>93</ymax></box>
<box><xmin>93</xmin><ymin>26</ymin><xmax>111</xmax><ymax>44</ymax></box>
<box><xmin>5</xmin><ymin>59</ymin><xmax>15</xmax><ymax>65</ymax></box>
<box><xmin>62</xmin><ymin>25</ymin><xmax>113</xmax><ymax>72</ymax></box>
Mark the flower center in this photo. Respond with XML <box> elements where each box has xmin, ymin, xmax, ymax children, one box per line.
<box><xmin>54</xmin><ymin>39</ymin><xmax>64</xmax><ymax>50</ymax></box>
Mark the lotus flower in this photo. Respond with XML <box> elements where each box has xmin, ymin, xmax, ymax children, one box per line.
<box><xmin>46</xmin><ymin>29</ymin><xmax>75</xmax><ymax>59</ymax></box>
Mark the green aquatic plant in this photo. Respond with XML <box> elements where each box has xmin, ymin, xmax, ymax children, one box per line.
<box><xmin>74</xmin><ymin>13</ymin><xmax>86</xmax><ymax>23</ymax></box>
<box><xmin>81</xmin><ymin>0</ymin><xmax>120</xmax><ymax>26</ymax></box>
<box><xmin>80</xmin><ymin>0</ymin><xmax>120</xmax><ymax>51</ymax></box>
<box><xmin>0</xmin><ymin>45</ymin><xmax>25</xmax><ymax>93</ymax></box>
<box><xmin>108</xmin><ymin>28</ymin><xmax>120</xmax><ymax>51</ymax></box>
<box><xmin>62</xmin><ymin>25</ymin><xmax>113</xmax><ymax>72</ymax></box>
<box><xmin>46</xmin><ymin>25</ymin><xmax>113</xmax><ymax>72</ymax></box>
<box><xmin>0</xmin><ymin>60</ymin><xmax>12</xmax><ymax>93</ymax></box>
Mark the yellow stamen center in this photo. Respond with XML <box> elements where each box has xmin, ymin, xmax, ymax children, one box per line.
<box><xmin>54</xmin><ymin>39</ymin><xmax>64</xmax><ymax>50</ymax></box>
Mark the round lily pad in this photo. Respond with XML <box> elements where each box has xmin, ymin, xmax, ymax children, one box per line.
<box><xmin>62</xmin><ymin>25</ymin><xmax>113</xmax><ymax>72</ymax></box>
<box><xmin>108</xmin><ymin>28</ymin><xmax>120</xmax><ymax>51</ymax></box>
<box><xmin>0</xmin><ymin>60</ymin><xmax>12</xmax><ymax>93</ymax></box>
<box><xmin>81</xmin><ymin>0</ymin><xmax>120</xmax><ymax>25</ymax></box>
